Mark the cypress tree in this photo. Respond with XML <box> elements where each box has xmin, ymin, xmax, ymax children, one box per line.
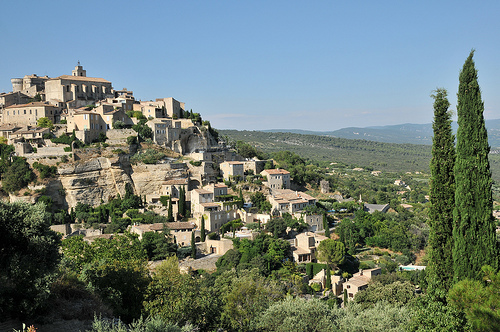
<box><xmin>453</xmin><ymin>50</ymin><xmax>498</xmax><ymax>281</ymax></box>
<box><xmin>191</xmin><ymin>231</ymin><xmax>196</xmax><ymax>259</ymax></box>
<box><xmin>323</xmin><ymin>214</ymin><xmax>330</xmax><ymax>238</ymax></box>
<box><xmin>427</xmin><ymin>88</ymin><xmax>455</xmax><ymax>295</ymax></box>
<box><xmin>179</xmin><ymin>187</ymin><xmax>185</xmax><ymax>219</ymax></box>
<box><xmin>200</xmin><ymin>216</ymin><xmax>206</xmax><ymax>242</ymax></box>
<box><xmin>325</xmin><ymin>265</ymin><xmax>332</xmax><ymax>290</ymax></box>
<box><xmin>167</xmin><ymin>197</ymin><xmax>174</xmax><ymax>222</ymax></box>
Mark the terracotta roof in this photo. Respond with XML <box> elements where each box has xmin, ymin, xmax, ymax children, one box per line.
<box><xmin>345</xmin><ymin>276</ymin><xmax>370</xmax><ymax>288</ymax></box>
<box><xmin>0</xmin><ymin>124</ymin><xmax>21</xmax><ymax>131</ymax></box>
<box><xmin>201</xmin><ymin>202</ymin><xmax>220</xmax><ymax>208</ymax></box>
<box><xmin>166</xmin><ymin>222</ymin><xmax>195</xmax><ymax>230</ymax></box>
<box><xmin>51</xmin><ymin>75</ymin><xmax>111</xmax><ymax>84</ymax></box>
<box><xmin>13</xmin><ymin>127</ymin><xmax>49</xmax><ymax>134</ymax></box>
<box><xmin>5</xmin><ymin>102</ymin><xmax>54</xmax><ymax>109</ymax></box>
<box><xmin>262</xmin><ymin>168</ymin><xmax>290</xmax><ymax>175</ymax></box>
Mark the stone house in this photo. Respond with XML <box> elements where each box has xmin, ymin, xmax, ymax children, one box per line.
<box><xmin>129</xmin><ymin>221</ymin><xmax>197</xmax><ymax>246</ymax></box>
<box><xmin>8</xmin><ymin>126</ymin><xmax>49</xmax><ymax>145</ymax></box>
<box><xmin>261</xmin><ymin>168</ymin><xmax>290</xmax><ymax>190</ymax></box>
<box><xmin>134</xmin><ymin>102</ymin><xmax>165</xmax><ymax>118</ymax></box>
<box><xmin>161</xmin><ymin>178</ymin><xmax>189</xmax><ymax>199</ymax></box>
<box><xmin>291</xmin><ymin>232</ymin><xmax>328</xmax><ymax>263</ymax></box>
<box><xmin>343</xmin><ymin>268</ymin><xmax>382</xmax><ymax>300</ymax></box>
<box><xmin>190</xmin><ymin>184</ymin><xmax>240</xmax><ymax>233</ymax></box>
<box><xmin>3</xmin><ymin>102</ymin><xmax>60</xmax><ymax>126</ymax></box>
<box><xmin>220</xmin><ymin>161</ymin><xmax>244</xmax><ymax>181</ymax></box>
<box><xmin>269</xmin><ymin>189</ymin><xmax>317</xmax><ymax>215</ymax></box>
<box><xmin>146</xmin><ymin>118</ymin><xmax>181</xmax><ymax>145</ymax></box>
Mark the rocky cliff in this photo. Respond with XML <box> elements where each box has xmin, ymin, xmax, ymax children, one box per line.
<box><xmin>46</xmin><ymin>155</ymin><xmax>191</xmax><ymax>208</ymax></box>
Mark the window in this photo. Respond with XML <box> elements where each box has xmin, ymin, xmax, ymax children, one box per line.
<box><xmin>24</xmin><ymin>110</ymin><xmax>26</xmax><ymax>114</ymax></box>
<box><xmin>29</xmin><ymin>110</ymin><xmax>32</xmax><ymax>114</ymax></box>
<box><xmin>84</xmin><ymin>114</ymin><xmax>88</xmax><ymax>120</ymax></box>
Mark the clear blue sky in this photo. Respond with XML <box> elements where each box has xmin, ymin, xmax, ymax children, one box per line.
<box><xmin>1</xmin><ymin>1</ymin><xmax>499</xmax><ymax>131</ymax></box>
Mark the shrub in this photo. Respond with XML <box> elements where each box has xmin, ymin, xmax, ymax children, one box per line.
<box><xmin>2</xmin><ymin>157</ymin><xmax>35</xmax><ymax>192</ymax></box>
<box><xmin>42</xmin><ymin>133</ymin><xmax>53</xmax><ymax>139</ymax></box>
<box><xmin>59</xmin><ymin>119</ymin><xmax>67</xmax><ymax>124</ymax></box>
<box><xmin>113</xmin><ymin>120</ymin><xmax>125</xmax><ymax>129</ymax></box>
<box><xmin>131</xmin><ymin>149</ymin><xmax>166</xmax><ymax>165</ymax></box>
<box><xmin>190</xmin><ymin>160</ymin><xmax>202</xmax><ymax>167</ymax></box>
<box><xmin>310</xmin><ymin>282</ymin><xmax>322</xmax><ymax>292</ymax></box>
<box><xmin>64</xmin><ymin>146</ymin><xmax>72</xmax><ymax>152</ymax></box>
<box><xmin>127</xmin><ymin>136</ymin><xmax>137</xmax><ymax>145</ymax></box>
<box><xmin>32</xmin><ymin>162</ymin><xmax>57</xmax><ymax>179</ymax></box>
<box><xmin>159</xmin><ymin>195</ymin><xmax>170</xmax><ymax>207</ymax></box>
<box><xmin>113</xmin><ymin>149</ymin><xmax>126</xmax><ymax>155</ymax></box>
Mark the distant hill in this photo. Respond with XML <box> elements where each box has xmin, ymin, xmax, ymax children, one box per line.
<box><xmin>220</xmin><ymin>129</ymin><xmax>500</xmax><ymax>184</ymax></box>
<box><xmin>263</xmin><ymin>119</ymin><xmax>500</xmax><ymax>147</ymax></box>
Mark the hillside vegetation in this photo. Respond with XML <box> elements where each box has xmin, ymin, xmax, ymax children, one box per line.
<box><xmin>220</xmin><ymin>129</ymin><xmax>500</xmax><ymax>186</ymax></box>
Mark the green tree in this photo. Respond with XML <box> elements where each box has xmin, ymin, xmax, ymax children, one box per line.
<box><xmin>191</xmin><ymin>231</ymin><xmax>196</xmax><ymax>258</ymax></box>
<box><xmin>218</xmin><ymin>272</ymin><xmax>284</xmax><ymax>332</ymax></box>
<box><xmin>266</xmin><ymin>217</ymin><xmax>287</xmax><ymax>238</ymax></box>
<box><xmin>0</xmin><ymin>202</ymin><xmax>61</xmax><ymax>318</ymax></box>
<box><xmin>427</xmin><ymin>88</ymin><xmax>455</xmax><ymax>296</ymax></box>
<box><xmin>37</xmin><ymin>117</ymin><xmax>53</xmax><ymax>128</ymax></box>
<box><xmin>407</xmin><ymin>295</ymin><xmax>471</xmax><ymax>332</ymax></box>
<box><xmin>200</xmin><ymin>216</ymin><xmax>206</xmax><ymax>242</ymax></box>
<box><xmin>453</xmin><ymin>50</ymin><xmax>498</xmax><ymax>281</ymax></box>
<box><xmin>448</xmin><ymin>265</ymin><xmax>500</xmax><ymax>331</ymax></box>
<box><xmin>325</xmin><ymin>265</ymin><xmax>332</xmax><ymax>290</ymax></box>
<box><xmin>143</xmin><ymin>257</ymin><xmax>221</xmax><ymax>330</ymax></box>
<box><xmin>178</xmin><ymin>186</ymin><xmax>186</xmax><ymax>219</ymax></box>
<box><xmin>323</xmin><ymin>213</ymin><xmax>330</xmax><ymax>238</ymax></box>
<box><xmin>167</xmin><ymin>197</ymin><xmax>174</xmax><ymax>222</ymax></box>
<box><xmin>255</xmin><ymin>296</ymin><xmax>336</xmax><ymax>331</ymax></box>
<box><xmin>2</xmin><ymin>156</ymin><xmax>35</xmax><ymax>192</ymax></box>
<box><xmin>317</xmin><ymin>239</ymin><xmax>346</xmax><ymax>268</ymax></box>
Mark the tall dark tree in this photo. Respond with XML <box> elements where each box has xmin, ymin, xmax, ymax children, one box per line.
<box><xmin>178</xmin><ymin>187</ymin><xmax>186</xmax><ymax>219</ymax></box>
<box><xmin>323</xmin><ymin>214</ymin><xmax>330</xmax><ymax>238</ymax></box>
<box><xmin>191</xmin><ymin>231</ymin><xmax>196</xmax><ymax>259</ymax></box>
<box><xmin>453</xmin><ymin>50</ymin><xmax>498</xmax><ymax>281</ymax></box>
<box><xmin>167</xmin><ymin>197</ymin><xmax>174</xmax><ymax>222</ymax></box>
<box><xmin>427</xmin><ymin>88</ymin><xmax>455</xmax><ymax>295</ymax></box>
<box><xmin>200</xmin><ymin>216</ymin><xmax>206</xmax><ymax>242</ymax></box>
<box><xmin>325</xmin><ymin>265</ymin><xmax>332</xmax><ymax>290</ymax></box>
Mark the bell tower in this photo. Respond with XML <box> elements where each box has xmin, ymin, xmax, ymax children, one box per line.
<box><xmin>72</xmin><ymin>61</ymin><xmax>86</xmax><ymax>77</ymax></box>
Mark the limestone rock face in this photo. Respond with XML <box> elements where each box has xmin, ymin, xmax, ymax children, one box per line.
<box><xmin>130</xmin><ymin>162</ymin><xmax>189</xmax><ymax>196</ymax></box>
<box><xmin>56</xmin><ymin>156</ymin><xmax>133</xmax><ymax>208</ymax></box>
<box><xmin>49</xmin><ymin>155</ymin><xmax>190</xmax><ymax>208</ymax></box>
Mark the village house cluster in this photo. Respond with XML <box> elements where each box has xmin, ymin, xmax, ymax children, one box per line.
<box><xmin>3</xmin><ymin>64</ymin><xmax>383</xmax><ymax>299</ymax></box>
<box><xmin>0</xmin><ymin>63</ymin><xmax>190</xmax><ymax>149</ymax></box>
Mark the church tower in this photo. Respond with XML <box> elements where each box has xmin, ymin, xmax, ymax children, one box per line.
<box><xmin>72</xmin><ymin>61</ymin><xmax>86</xmax><ymax>77</ymax></box>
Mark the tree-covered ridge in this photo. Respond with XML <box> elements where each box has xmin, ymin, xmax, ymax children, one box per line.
<box><xmin>221</xmin><ymin>129</ymin><xmax>500</xmax><ymax>185</ymax></box>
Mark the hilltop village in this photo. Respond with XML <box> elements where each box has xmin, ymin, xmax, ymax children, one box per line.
<box><xmin>0</xmin><ymin>65</ymin><xmax>438</xmax><ymax>331</ymax></box>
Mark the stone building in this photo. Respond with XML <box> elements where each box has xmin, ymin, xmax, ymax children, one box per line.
<box><xmin>147</xmin><ymin>118</ymin><xmax>181</xmax><ymax>145</ymax></box>
<box><xmin>44</xmin><ymin>64</ymin><xmax>114</xmax><ymax>108</ymax></box>
<box><xmin>269</xmin><ymin>189</ymin><xmax>317</xmax><ymax>214</ymax></box>
<box><xmin>261</xmin><ymin>168</ymin><xmax>290</xmax><ymax>190</ymax></box>
<box><xmin>3</xmin><ymin>102</ymin><xmax>60</xmax><ymax>126</ymax></box>
<box><xmin>11</xmin><ymin>74</ymin><xmax>50</xmax><ymax>97</ymax></box>
<box><xmin>190</xmin><ymin>183</ymin><xmax>240</xmax><ymax>233</ymax></box>
<box><xmin>220</xmin><ymin>161</ymin><xmax>244</xmax><ymax>181</ymax></box>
